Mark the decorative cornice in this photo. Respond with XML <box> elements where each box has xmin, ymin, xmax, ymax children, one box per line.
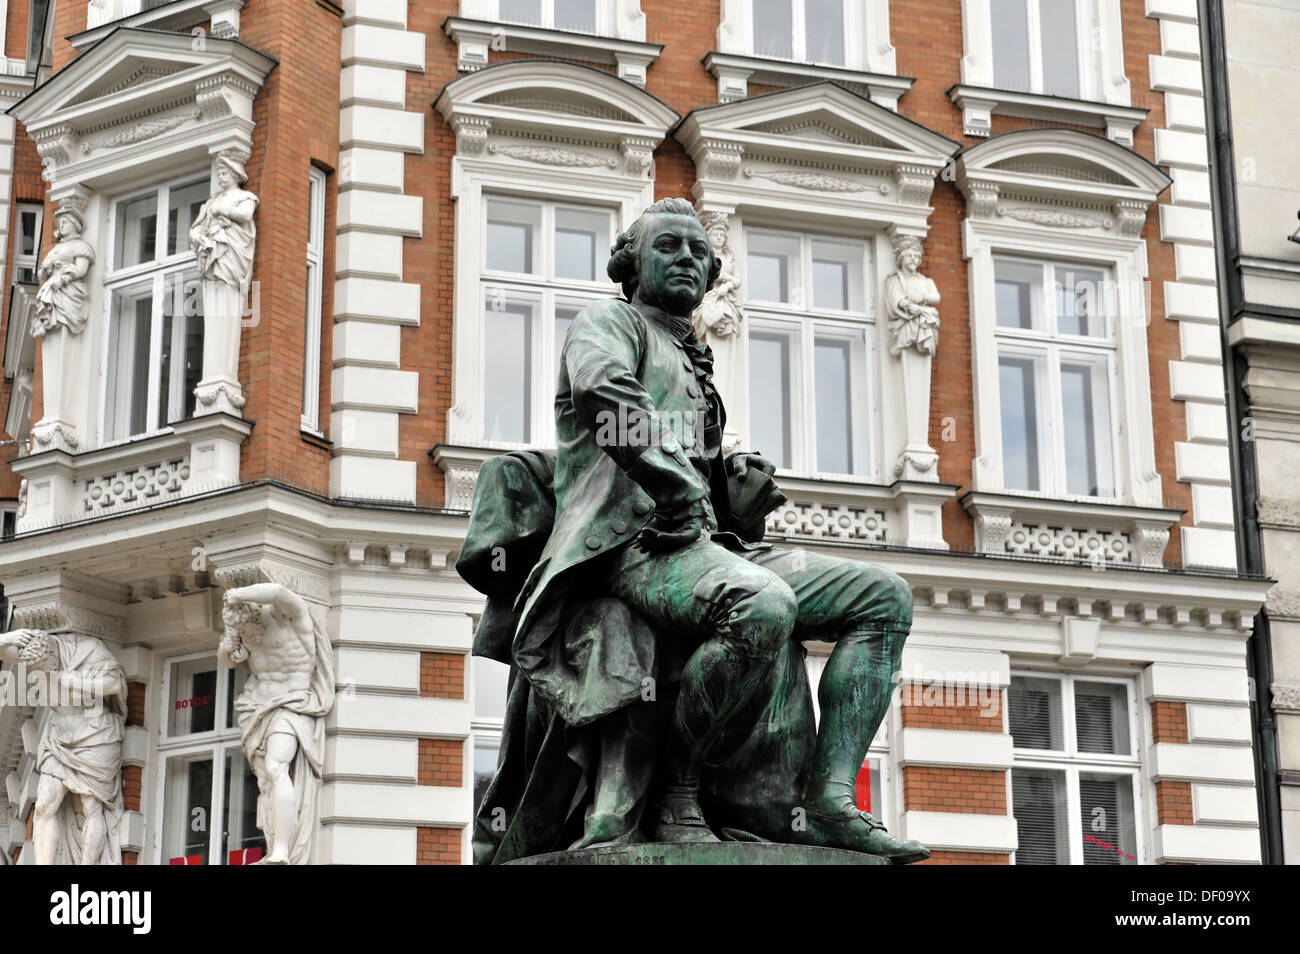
<box><xmin>620</xmin><ymin>135</ymin><xmax>657</xmax><ymax>178</ymax></box>
<box><xmin>10</xmin><ymin>602</ymin><xmax>125</xmax><ymax>641</ymax></box>
<box><xmin>743</xmin><ymin>166</ymin><xmax>867</xmax><ymax>192</ymax></box>
<box><xmin>488</xmin><ymin>142</ymin><xmax>617</xmax><ymax>168</ymax></box>
<box><xmin>84</xmin><ymin>110</ymin><xmax>198</xmax><ymax>154</ymax></box>
<box><xmin>997</xmin><ymin>206</ymin><xmax>1111</xmax><ymax>229</ymax></box>
<box><xmin>1112</xmin><ymin>198</ymin><xmax>1149</xmax><ymax>238</ymax></box>
<box><xmin>699</xmin><ymin>138</ymin><xmax>744</xmax><ymax>180</ymax></box>
<box><xmin>452</xmin><ymin>115</ymin><xmax>491</xmax><ymax>156</ymax></box>
<box><xmin>210</xmin><ymin>558</ymin><xmax>330</xmax><ymax>605</ymax></box>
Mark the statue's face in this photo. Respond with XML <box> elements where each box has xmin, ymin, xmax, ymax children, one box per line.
<box><xmin>55</xmin><ymin>215</ymin><xmax>76</xmax><ymax>239</ymax></box>
<box><xmin>216</xmin><ymin>164</ymin><xmax>234</xmax><ymax>190</ymax></box>
<box><xmin>634</xmin><ymin>214</ymin><xmax>712</xmax><ymax>315</ymax></box>
<box><xmin>900</xmin><ymin>246</ymin><xmax>922</xmax><ymax>271</ymax></box>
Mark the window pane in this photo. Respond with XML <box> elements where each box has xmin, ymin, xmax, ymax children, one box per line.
<box><xmin>746</xmin><ymin>232</ymin><xmax>801</xmax><ymax>304</ymax></box>
<box><xmin>991</xmin><ymin>0</ymin><xmax>1032</xmax><ymax>92</ymax></box>
<box><xmin>555</xmin><ymin>0</ymin><xmax>596</xmax><ymax>32</ymax></box>
<box><xmin>105</xmin><ymin>289</ymin><xmax>154</xmax><ymax>441</ymax></box>
<box><xmin>115</xmin><ymin>191</ymin><xmax>159</xmax><ymax>269</ymax></box>
<box><xmin>855</xmin><ymin>756</ymin><xmax>882</xmax><ymax>816</ymax></box>
<box><xmin>1056</xmin><ymin>267</ymin><xmax>1106</xmax><ymax>337</ymax></box>
<box><xmin>753</xmin><ymin>0</ymin><xmax>794</xmax><ymax>58</ymax></box>
<box><xmin>485</xmin><ymin>198</ymin><xmax>539</xmax><ymax>274</ymax></box>
<box><xmin>222</xmin><ymin>746</ymin><xmax>267</xmax><ymax>865</ymax></box>
<box><xmin>1012</xmin><ymin>768</ymin><xmax>1068</xmax><ymax>864</ymax></box>
<box><xmin>749</xmin><ymin>331</ymin><xmax>793</xmax><ymax>468</ymax></box>
<box><xmin>18</xmin><ymin>209</ymin><xmax>39</xmax><ymax>257</ymax></box>
<box><xmin>812</xmin><ymin>259</ymin><xmax>848</xmax><ymax>311</ymax></box>
<box><xmin>1060</xmin><ymin>360</ymin><xmax>1112</xmax><ymax>496</ymax></box>
<box><xmin>1075</xmin><ymin>681</ymin><xmax>1131</xmax><ymax>755</ymax></box>
<box><xmin>474</xmin><ymin>742</ymin><xmax>499</xmax><ymax>813</ymax></box>
<box><xmin>998</xmin><ymin>355</ymin><xmax>1040</xmax><ymax>492</ymax></box>
<box><xmin>994</xmin><ymin>259</ymin><xmax>1039</xmax><ymax>329</ymax></box>
<box><xmin>815</xmin><ymin>336</ymin><xmax>854</xmax><ymax>474</ymax></box>
<box><xmin>1039</xmin><ymin>0</ymin><xmax>1081</xmax><ymax>98</ymax></box>
<box><xmin>1009</xmin><ymin>676</ymin><xmax>1065</xmax><ymax>750</ymax></box>
<box><xmin>805</xmin><ymin>0</ymin><xmax>845</xmax><ymax>64</ymax></box>
<box><xmin>163</xmin><ymin>752</ymin><xmax>213</xmax><ymax>865</ymax></box>
<box><xmin>1080</xmin><ymin>773</ymin><xmax>1137</xmax><ymax>864</ymax></box>
<box><xmin>474</xmin><ymin>656</ymin><xmax>510</xmax><ymax>721</ymax></box>
<box><xmin>168</xmin><ymin>657</ymin><xmax>219</xmax><ymax>736</ymax></box>
<box><xmin>167</xmin><ymin>178</ymin><xmax>210</xmax><ymax>257</ymax></box>
<box><xmin>160</xmin><ymin>274</ymin><xmax>203</xmax><ymax>429</ymax></box>
<box><xmin>554</xmin><ymin>207</ymin><xmax>609</xmax><ymax>282</ymax></box>
<box><xmin>483</xmin><ymin>297</ymin><xmax>533</xmax><ymax>443</ymax></box>
<box><xmin>498</xmin><ymin>0</ymin><xmax>541</xmax><ymax>25</ymax></box>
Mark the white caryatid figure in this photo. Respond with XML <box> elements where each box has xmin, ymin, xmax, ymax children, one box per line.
<box><xmin>190</xmin><ymin>152</ymin><xmax>259</xmax><ymax>416</ymax></box>
<box><xmin>884</xmin><ymin>235</ymin><xmax>941</xmax><ymax>480</ymax></box>
<box><xmin>691</xmin><ymin>211</ymin><xmax>744</xmax><ymax>452</ymax></box>
<box><xmin>31</xmin><ymin>206</ymin><xmax>95</xmax><ymax>452</ymax></box>
<box><xmin>0</xmin><ymin>629</ymin><xmax>125</xmax><ymax>865</ymax></box>
<box><xmin>219</xmin><ymin>582</ymin><xmax>335</xmax><ymax>865</ymax></box>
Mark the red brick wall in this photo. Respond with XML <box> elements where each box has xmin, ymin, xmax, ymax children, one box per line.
<box><xmin>903</xmin><ymin>766</ymin><xmax>1007</xmax><ymax>814</ymax></box>
<box><xmin>1156</xmin><ymin>780</ymin><xmax>1193</xmax><ymax>825</ymax></box>
<box><xmin>125</xmin><ymin>680</ymin><xmax>147</xmax><ymax>727</ymax></box>
<box><xmin>420</xmin><ymin>650</ymin><xmax>465</xmax><ymax>699</ymax></box>
<box><xmin>1151</xmin><ymin>701</ymin><xmax>1189</xmax><ymax>744</ymax></box>
<box><xmin>899</xmin><ymin>681</ymin><xmax>1004</xmax><ymax>731</ymax></box>
<box><xmin>418</xmin><ymin>738</ymin><xmax>463</xmax><ymax>787</ymax></box>
<box><xmin>416</xmin><ymin>825</ymin><xmax>462</xmax><ymax>865</ymax></box>
<box><xmin>920</xmin><ymin>850</ymin><xmax>1011</xmax><ymax>865</ymax></box>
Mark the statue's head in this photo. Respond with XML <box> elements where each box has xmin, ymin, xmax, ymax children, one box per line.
<box><xmin>215</xmin><ymin>154</ymin><xmax>249</xmax><ymax>189</ymax></box>
<box><xmin>53</xmin><ymin>208</ymin><xmax>84</xmax><ymax>239</ymax></box>
<box><xmin>608</xmin><ymin>199</ymin><xmax>722</xmax><ymax>316</ymax></box>
<box><xmin>893</xmin><ymin>234</ymin><xmax>924</xmax><ymax>272</ymax></box>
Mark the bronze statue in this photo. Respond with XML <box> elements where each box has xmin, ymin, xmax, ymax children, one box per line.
<box><xmin>460</xmin><ymin>198</ymin><xmax>929</xmax><ymax>865</ymax></box>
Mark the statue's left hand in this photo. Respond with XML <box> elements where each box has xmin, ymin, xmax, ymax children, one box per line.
<box><xmin>729</xmin><ymin>452</ymin><xmax>776</xmax><ymax>483</ymax></box>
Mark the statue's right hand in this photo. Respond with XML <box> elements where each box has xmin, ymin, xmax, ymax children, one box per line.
<box><xmin>633</xmin><ymin>504</ymin><xmax>705</xmax><ymax>554</ymax></box>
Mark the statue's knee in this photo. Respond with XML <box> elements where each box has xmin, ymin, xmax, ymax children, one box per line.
<box><xmin>744</xmin><ymin>578</ymin><xmax>797</xmax><ymax>657</ymax></box>
<box><xmin>875</xmin><ymin>568</ymin><xmax>913</xmax><ymax>625</ymax></box>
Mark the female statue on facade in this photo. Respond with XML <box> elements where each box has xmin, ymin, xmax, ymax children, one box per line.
<box><xmin>884</xmin><ymin>234</ymin><xmax>940</xmax><ymax>355</ymax></box>
<box><xmin>190</xmin><ymin>153</ymin><xmax>259</xmax><ymax>292</ymax></box>
<box><xmin>33</xmin><ymin>208</ymin><xmax>94</xmax><ymax>338</ymax></box>
<box><xmin>692</xmin><ymin>212</ymin><xmax>744</xmax><ymax>450</ymax></box>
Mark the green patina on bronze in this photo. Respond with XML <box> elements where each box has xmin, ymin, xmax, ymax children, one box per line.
<box><xmin>457</xmin><ymin>198</ymin><xmax>930</xmax><ymax>865</ymax></box>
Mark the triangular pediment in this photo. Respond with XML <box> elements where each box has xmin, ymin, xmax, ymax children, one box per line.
<box><xmin>677</xmin><ymin>83</ymin><xmax>960</xmax><ymax>168</ymax></box>
<box><xmin>10</xmin><ymin>28</ymin><xmax>277</xmax><ymax>131</ymax></box>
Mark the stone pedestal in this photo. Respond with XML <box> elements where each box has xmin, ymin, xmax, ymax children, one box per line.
<box><xmin>509</xmin><ymin>842</ymin><xmax>893</xmax><ymax>865</ymax></box>
<box><xmin>31</xmin><ymin>326</ymin><xmax>85</xmax><ymax>453</ymax></box>
<box><xmin>195</xmin><ymin>281</ymin><xmax>247</xmax><ymax>417</ymax></box>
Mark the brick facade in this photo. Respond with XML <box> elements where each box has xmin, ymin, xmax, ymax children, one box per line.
<box><xmin>416</xmin><ymin>825</ymin><xmax>462</xmax><ymax>865</ymax></box>
<box><xmin>418</xmin><ymin>738</ymin><xmax>463</xmax><ymax>787</ymax></box>
<box><xmin>1151</xmin><ymin>701</ymin><xmax>1190</xmax><ymax>744</ymax></box>
<box><xmin>420</xmin><ymin>651</ymin><xmax>465</xmax><ymax>700</ymax></box>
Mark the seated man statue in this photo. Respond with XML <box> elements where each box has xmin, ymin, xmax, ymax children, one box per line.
<box><xmin>464</xmin><ymin>198</ymin><xmax>928</xmax><ymax>864</ymax></box>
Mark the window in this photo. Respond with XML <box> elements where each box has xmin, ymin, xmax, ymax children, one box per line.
<box><xmin>102</xmin><ymin>175</ymin><xmax>208</xmax><ymax>443</ymax></box>
<box><xmin>495</xmin><ymin>0</ymin><xmax>599</xmax><ymax>33</ymax></box>
<box><xmin>471</xmin><ymin>656</ymin><xmax>510</xmax><ymax>814</ymax></box>
<box><xmin>1008</xmin><ymin>673</ymin><xmax>1139</xmax><ymax>865</ymax></box>
<box><xmin>752</xmin><ymin>0</ymin><xmax>847</xmax><ymax>66</ymax></box>
<box><xmin>743</xmin><ymin>227</ymin><xmax>872</xmax><ymax>476</ymax></box>
<box><xmin>993</xmin><ymin>257</ymin><xmax>1116</xmax><ymax>499</ymax></box>
<box><xmin>13</xmin><ymin>203</ymin><xmax>44</xmax><ymax>285</ymax></box>
<box><xmin>989</xmin><ymin>0</ymin><xmax>1086</xmax><ymax>98</ymax></box>
<box><xmin>302</xmin><ymin>167</ymin><xmax>327</xmax><ymax>434</ymax></box>
<box><xmin>26</xmin><ymin>0</ymin><xmax>51</xmax><ymax>74</ymax></box>
<box><xmin>158</xmin><ymin>653</ymin><xmax>266</xmax><ymax>866</ymax></box>
<box><xmin>480</xmin><ymin>195</ymin><xmax>616</xmax><ymax>446</ymax></box>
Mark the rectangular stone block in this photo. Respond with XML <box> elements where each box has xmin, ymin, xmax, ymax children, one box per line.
<box><xmin>330</xmin><ymin>455</ymin><xmax>417</xmax><ymax>503</ymax></box>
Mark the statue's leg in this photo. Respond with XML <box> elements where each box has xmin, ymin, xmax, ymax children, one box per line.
<box><xmin>33</xmin><ymin>774</ymin><xmax>67</xmax><ymax>866</ymax></box>
<box><xmin>78</xmin><ymin>793</ymin><xmax>106</xmax><ymax>865</ymax></box>
<box><xmin>608</xmin><ymin>538</ymin><xmax>796</xmax><ymax>842</ymax></box>
<box><xmin>747</xmin><ymin>548</ymin><xmax>929</xmax><ymax>862</ymax></box>
<box><xmin>262</xmin><ymin>731</ymin><xmax>299</xmax><ymax>864</ymax></box>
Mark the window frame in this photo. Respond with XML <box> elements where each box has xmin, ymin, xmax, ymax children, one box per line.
<box><xmin>489</xmin><ymin>0</ymin><xmax>609</xmax><ymax>34</ymax></box>
<box><xmin>988</xmin><ymin>0</ymin><xmax>1093</xmax><ymax>100</ymax></box>
<box><xmin>12</xmin><ymin>202</ymin><xmax>44</xmax><ymax>286</ymax></box>
<box><xmin>741</xmin><ymin>224</ymin><xmax>877</xmax><ymax>480</ymax></box>
<box><xmin>152</xmin><ymin>650</ymin><xmax>265</xmax><ymax>867</ymax></box>
<box><xmin>749</xmin><ymin>0</ymin><xmax>860</xmax><ymax>68</ymax></box>
<box><xmin>1007</xmin><ymin>671</ymin><xmax>1142</xmax><ymax>865</ymax></box>
<box><xmin>992</xmin><ymin>255</ymin><xmax>1121</xmax><ymax>501</ymax></box>
<box><xmin>302</xmin><ymin>165</ymin><xmax>327</xmax><ymax>436</ymax></box>
<box><xmin>99</xmin><ymin>172</ymin><xmax>209</xmax><ymax>446</ymax></box>
<box><xmin>477</xmin><ymin>193</ymin><xmax>620</xmax><ymax>450</ymax></box>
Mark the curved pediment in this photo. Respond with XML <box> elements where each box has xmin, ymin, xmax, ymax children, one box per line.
<box><xmin>434</xmin><ymin>59</ymin><xmax>679</xmax><ymax>144</ymax></box>
<box><xmin>958</xmin><ymin>128</ymin><xmax>1171</xmax><ymax>196</ymax></box>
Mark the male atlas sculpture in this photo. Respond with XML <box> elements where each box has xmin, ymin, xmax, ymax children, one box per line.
<box><xmin>459</xmin><ymin>198</ymin><xmax>930</xmax><ymax>865</ymax></box>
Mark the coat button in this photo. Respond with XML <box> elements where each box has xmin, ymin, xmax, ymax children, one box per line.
<box><xmin>585</xmin><ymin>535</ymin><xmax>602</xmax><ymax>550</ymax></box>
<box><xmin>612</xmin><ymin>520</ymin><xmax>629</xmax><ymax>535</ymax></box>
<box><xmin>633</xmin><ymin>500</ymin><xmax>651</xmax><ymax>515</ymax></box>
<box><xmin>663</xmin><ymin>438</ymin><xmax>679</xmax><ymax>454</ymax></box>
<box><xmin>682</xmin><ymin>357</ymin><xmax>694</xmax><ymax>371</ymax></box>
